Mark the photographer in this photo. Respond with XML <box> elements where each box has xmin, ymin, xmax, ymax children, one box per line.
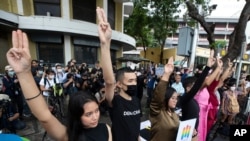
<box><xmin>64</xmin><ymin>59</ymin><xmax>78</xmax><ymax>73</ymax></box>
<box><xmin>79</xmin><ymin>62</ymin><xmax>89</xmax><ymax>75</ymax></box>
<box><xmin>91</xmin><ymin>74</ymin><xmax>104</xmax><ymax>95</ymax></box>
<box><xmin>0</xmin><ymin>94</ymin><xmax>25</xmax><ymax>133</ymax></box>
<box><xmin>63</xmin><ymin>73</ymin><xmax>78</xmax><ymax>96</ymax></box>
<box><xmin>39</xmin><ymin>69</ymin><xmax>59</xmax><ymax>103</ymax></box>
<box><xmin>2</xmin><ymin>66</ymin><xmax>24</xmax><ymax>120</ymax></box>
<box><xmin>94</xmin><ymin>85</ymin><xmax>108</xmax><ymax>115</ymax></box>
<box><xmin>78</xmin><ymin>73</ymin><xmax>93</xmax><ymax>93</ymax></box>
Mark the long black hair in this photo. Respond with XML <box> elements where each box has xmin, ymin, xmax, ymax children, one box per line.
<box><xmin>164</xmin><ymin>87</ymin><xmax>177</xmax><ymax>112</ymax></box>
<box><xmin>67</xmin><ymin>91</ymin><xmax>99</xmax><ymax>141</ymax></box>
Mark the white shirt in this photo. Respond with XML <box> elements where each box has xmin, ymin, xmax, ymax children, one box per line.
<box><xmin>171</xmin><ymin>82</ymin><xmax>185</xmax><ymax>96</ymax></box>
<box><xmin>39</xmin><ymin>77</ymin><xmax>59</xmax><ymax>96</ymax></box>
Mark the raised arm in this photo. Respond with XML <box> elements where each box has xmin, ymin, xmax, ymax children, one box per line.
<box><xmin>96</xmin><ymin>7</ymin><xmax>115</xmax><ymax>106</ymax></box>
<box><xmin>202</xmin><ymin>57</ymin><xmax>223</xmax><ymax>88</ymax></box>
<box><xmin>150</xmin><ymin>57</ymin><xmax>174</xmax><ymax>116</ymax></box>
<box><xmin>6</xmin><ymin>30</ymin><xmax>67</xmax><ymax>141</ymax></box>
<box><xmin>218</xmin><ymin>59</ymin><xmax>234</xmax><ymax>88</ymax></box>
<box><xmin>182</xmin><ymin>49</ymin><xmax>215</xmax><ymax>103</ymax></box>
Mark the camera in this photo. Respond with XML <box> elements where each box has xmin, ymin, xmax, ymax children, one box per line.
<box><xmin>0</xmin><ymin>99</ymin><xmax>9</xmax><ymax>109</ymax></box>
<box><xmin>0</xmin><ymin>94</ymin><xmax>11</xmax><ymax>109</ymax></box>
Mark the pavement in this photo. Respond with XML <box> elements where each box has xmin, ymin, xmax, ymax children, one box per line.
<box><xmin>15</xmin><ymin>88</ymin><xmax>230</xmax><ymax>141</ymax></box>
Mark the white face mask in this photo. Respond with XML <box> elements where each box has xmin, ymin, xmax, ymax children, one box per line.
<box><xmin>49</xmin><ymin>75</ymin><xmax>55</xmax><ymax>79</ymax></box>
<box><xmin>57</xmin><ymin>69</ymin><xmax>62</xmax><ymax>73</ymax></box>
<box><xmin>38</xmin><ymin>70</ymin><xmax>43</xmax><ymax>75</ymax></box>
<box><xmin>230</xmin><ymin>86</ymin><xmax>236</xmax><ymax>91</ymax></box>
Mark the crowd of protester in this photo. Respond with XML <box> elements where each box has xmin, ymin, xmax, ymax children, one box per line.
<box><xmin>1</xmin><ymin>7</ymin><xmax>250</xmax><ymax>141</ymax></box>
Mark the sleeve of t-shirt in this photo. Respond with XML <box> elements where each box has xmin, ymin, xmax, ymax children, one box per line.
<box><xmin>182</xmin><ymin>66</ymin><xmax>210</xmax><ymax>104</ymax></box>
<box><xmin>150</xmin><ymin>80</ymin><xmax>168</xmax><ymax>116</ymax></box>
<box><xmin>39</xmin><ymin>78</ymin><xmax>45</xmax><ymax>86</ymax></box>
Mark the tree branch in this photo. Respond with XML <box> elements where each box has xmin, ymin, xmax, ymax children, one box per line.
<box><xmin>185</xmin><ymin>1</ymin><xmax>215</xmax><ymax>46</ymax></box>
<box><xmin>222</xmin><ymin>1</ymin><xmax>250</xmax><ymax>62</ymax></box>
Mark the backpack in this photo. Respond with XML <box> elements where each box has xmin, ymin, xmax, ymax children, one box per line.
<box><xmin>227</xmin><ymin>94</ymin><xmax>240</xmax><ymax>114</ymax></box>
<box><xmin>44</xmin><ymin>78</ymin><xmax>64</xmax><ymax>97</ymax></box>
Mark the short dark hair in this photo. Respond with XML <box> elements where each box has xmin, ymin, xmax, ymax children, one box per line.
<box><xmin>115</xmin><ymin>67</ymin><xmax>134</xmax><ymax>82</ymax></box>
<box><xmin>183</xmin><ymin>76</ymin><xmax>197</xmax><ymax>90</ymax></box>
<box><xmin>45</xmin><ymin>69</ymin><xmax>55</xmax><ymax>74</ymax></box>
<box><xmin>224</xmin><ymin>77</ymin><xmax>236</xmax><ymax>87</ymax></box>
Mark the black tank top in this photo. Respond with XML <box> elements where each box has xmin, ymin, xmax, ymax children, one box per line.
<box><xmin>80</xmin><ymin>123</ymin><xmax>109</xmax><ymax>141</ymax></box>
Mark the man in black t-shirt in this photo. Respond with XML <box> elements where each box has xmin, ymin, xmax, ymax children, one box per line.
<box><xmin>97</xmin><ymin>8</ymin><xmax>141</xmax><ymax>141</ymax></box>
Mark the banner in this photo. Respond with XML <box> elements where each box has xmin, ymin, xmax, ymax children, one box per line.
<box><xmin>155</xmin><ymin>67</ymin><xmax>164</xmax><ymax>76</ymax></box>
<box><xmin>176</xmin><ymin>118</ymin><xmax>196</xmax><ymax>141</ymax></box>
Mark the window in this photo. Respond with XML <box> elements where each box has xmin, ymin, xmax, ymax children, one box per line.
<box><xmin>38</xmin><ymin>43</ymin><xmax>64</xmax><ymax>65</ymax></box>
<box><xmin>108</xmin><ymin>0</ymin><xmax>115</xmax><ymax>29</ymax></box>
<box><xmin>34</xmin><ymin>0</ymin><xmax>61</xmax><ymax>17</ymax></box>
<box><xmin>74</xmin><ymin>45</ymin><xmax>97</xmax><ymax>65</ymax></box>
<box><xmin>72</xmin><ymin>0</ymin><xmax>96</xmax><ymax>23</ymax></box>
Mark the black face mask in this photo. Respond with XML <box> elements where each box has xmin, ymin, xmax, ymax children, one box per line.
<box><xmin>124</xmin><ymin>85</ymin><xmax>137</xmax><ymax>96</ymax></box>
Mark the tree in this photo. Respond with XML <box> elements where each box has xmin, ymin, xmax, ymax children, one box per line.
<box><xmin>185</xmin><ymin>0</ymin><xmax>250</xmax><ymax>64</ymax></box>
<box><xmin>147</xmin><ymin>0</ymin><xmax>181</xmax><ymax>64</ymax></box>
<box><xmin>124</xmin><ymin>0</ymin><xmax>155</xmax><ymax>59</ymax></box>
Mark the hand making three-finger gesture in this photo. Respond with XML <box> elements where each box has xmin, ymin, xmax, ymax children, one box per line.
<box><xmin>96</xmin><ymin>7</ymin><xmax>112</xmax><ymax>46</ymax></box>
<box><xmin>6</xmin><ymin>30</ymin><xmax>31</xmax><ymax>74</ymax></box>
<box><xmin>216</xmin><ymin>56</ymin><xmax>223</xmax><ymax>69</ymax></box>
<box><xmin>207</xmin><ymin>49</ymin><xmax>216</xmax><ymax>67</ymax></box>
<box><xmin>161</xmin><ymin>57</ymin><xmax>174</xmax><ymax>81</ymax></box>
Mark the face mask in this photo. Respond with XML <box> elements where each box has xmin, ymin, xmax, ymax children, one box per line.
<box><xmin>49</xmin><ymin>75</ymin><xmax>55</xmax><ymax>79</ymax></box>
<box><xmin>38</xmin><ymin>70</ymin><xmax>43</xmax><ymax>75</ymax></box>
<box><xmin>230</xmin><ymin>86</ymin><xmax>236</xmax><ymax>91</ymax></box>
<box><xmin>124</xmin><ymin>85</ymin><xmax>137</xmax><ymax>96</ymax></box>
<box><xmin>8</xmin><ymin>71</ymin><xmax>15</xmax><ymax>78</ymax></box>
<box><xmin>57</xmin><ymin>69</ymin><xmax>62</xmax><ymax>73</ymax></box>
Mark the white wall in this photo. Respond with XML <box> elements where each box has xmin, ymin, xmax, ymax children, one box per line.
<box><xmin>246</xmin><ymin>21</ymin><xmax>250</xmax><ymax>44</ymax></box>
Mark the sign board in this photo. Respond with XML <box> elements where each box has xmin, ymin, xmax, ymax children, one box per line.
<box><xmin>155</xmin><ymin>67</ymin><xmax>164</xmax><ymax>76</ymax></box>
<box><xmin>176</xmin><ymin>118</ymin><xmax>196</xmax><ymax>141</ymax></box>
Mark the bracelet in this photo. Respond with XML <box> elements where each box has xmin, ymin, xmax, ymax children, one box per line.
<box><xmin>25</xmin><ymin>92</ymin><xmax>41</xmax><ymax>101</ymax></box>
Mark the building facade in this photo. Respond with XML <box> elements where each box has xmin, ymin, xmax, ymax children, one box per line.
<box><xmin>167</xmin><ymin>17</ymin><xmax>250</xmax><ymax>72</ymax></box>
<box><xmin>168</xmin><ymin>17</ymin><xmax>239</xmax><ymax>48</ymax></box>
<box><xmin>0</xmin><ymin>0</ymin><xmax>135</xmax><ymax>73</ymax></box>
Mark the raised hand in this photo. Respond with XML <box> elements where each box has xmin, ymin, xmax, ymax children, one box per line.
<box><xmin>6</xmin><ymin>30</ymin><xmax>31</xmax><ymax>74</ymax></box>
<box><xmin>164</xmin><ymin>57</ymin><xmax>174</xmax><ymax>75</ymax></box>
<box><xmin>227</xmin><ymin>58</ymin><xmax>233</xmax><ymax>69</ymax></box>
<box><xmin>96</xmin><ymin>7</ymin><xmax>112</xmax><ymax>45</ymax></box>
<box><xmin>216</xmin><ymin>57</ymin><xmax>223</xmax><ymax>68</ymax></box>
<box><xmin>207</xmin><ymin>49</ymin><xmax>216</xmax><ymax>67</ymax></box>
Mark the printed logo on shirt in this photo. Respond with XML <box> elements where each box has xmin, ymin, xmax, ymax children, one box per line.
<box><xmin>123</xmin><ymin>110</ymin><xmax>140</xmax><ymax>116</ymax></box>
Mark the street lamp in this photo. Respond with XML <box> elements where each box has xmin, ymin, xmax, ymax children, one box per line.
<box><xmin>189</xmin><ymin>4</ymin><xmax>217</xmax><ymax>71</ymax></box>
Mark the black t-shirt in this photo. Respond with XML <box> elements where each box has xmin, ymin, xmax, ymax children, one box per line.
<box><xmin>109</xmin><ymin>95</ymin><xmax>141</xmax><ymax>141</ymax></box>
<box><xmin>80</xmin><ymin>123</ymin><xmax>109</xmax><ymax>141</ymax></box>
<box><xmin>0</xmin><ymin>102</ymin><xmax>18</xmax><ymax>130</ymax></box>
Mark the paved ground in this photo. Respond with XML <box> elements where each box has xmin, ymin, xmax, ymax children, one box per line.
<box><xmin>15</xmin><ymin>88</ymin><xmax>229</xmax><ymax>141</ymax></box>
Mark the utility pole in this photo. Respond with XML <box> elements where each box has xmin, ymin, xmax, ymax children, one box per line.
<box><xmin>189</xmin><ymin>5</ymin><xmax>202</xmax><ymax>74</ymax></box>
<box><xmin>236</xmin><ymin>41</ymin><xmax>246</xmax><ymax>87</ymax></box>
